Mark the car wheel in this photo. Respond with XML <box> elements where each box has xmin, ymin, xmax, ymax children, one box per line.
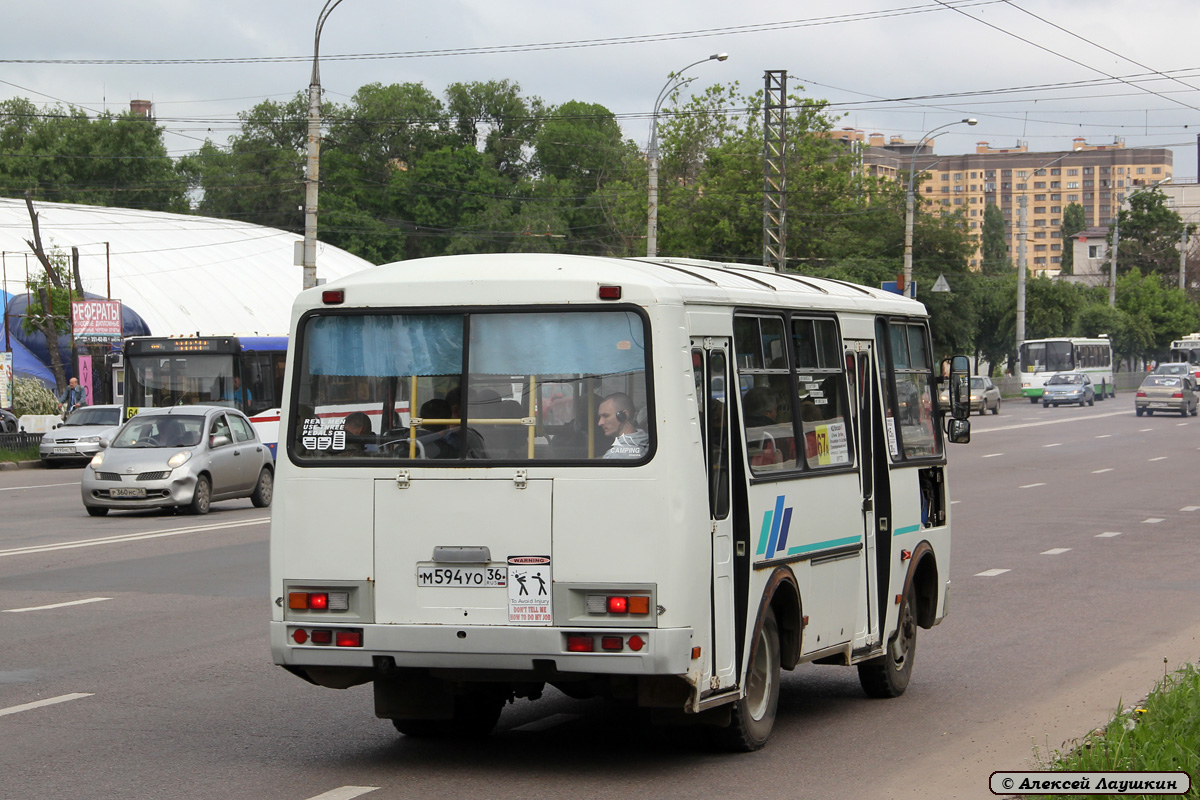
<box><xmin>188</xmin><ymin>475</ymin><xmax>212</xmax><ymax>515</ymax></box>
<box><xmin>250</xmin><ymin>467</ymin><xmax>273</xmax><ymax>508</ymax></box>
<box><xmin>991</xmin><ymin>399</ymin><xmax>1000</xmax><ymax>415</ymax></box>
<box><xmin>1191</xmin><ymin>404</ymin><xmax>1198</xmax><ymax>417</ymax></box>
<box><xmin>1146</xmin><ymin>410</ymin><xmax>1154</xmax><ymax>416</ymax></box>
<box><xmin>1087</xmin><ymin>395</ymin><xmax>1094</xmax><ymax>407</ymax></box>
<box><xmin>42</xmin><ymin>460</ymin><xmax>59</xmax><ymax>469</ymax></box>
<box><xmin>85</xmin><ymin>505</ymin><xmax>108</xmax><ymax>517</ymax></box>
<box><xmin>710</xmin><ymin>606</ymin><xmax>781</xmax><ymax>752</ymax></box>
<box><xmin>1136</xmin><ymin>408</ymin><xmax>1144</xmax><ymax>416</ymax></box>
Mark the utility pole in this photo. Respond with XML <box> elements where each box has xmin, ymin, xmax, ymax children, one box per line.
<box><xmin>1180</xmin><ymin>226</ymin><xmax>1188</xmax><ymax>291</ymax></box>
<box><xmin>1016</xmin><ymin>195</ymin><xmax>1027</xmax><ymax>372</ymax></box>
<box><xmin>1109</xmin><ymin>210</ymin><xmax>1120</xmax><ymax>307</ymax></box>
<box><xmin>762</xmin><ymin>70</ymin><xmax>787</xmax><ymax>271</ymax></box>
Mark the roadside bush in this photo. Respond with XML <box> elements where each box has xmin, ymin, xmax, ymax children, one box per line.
<box><xmin>14</xmin><ymin>377</ymin><xmax>59</xmax><ymax>416</ymax></box>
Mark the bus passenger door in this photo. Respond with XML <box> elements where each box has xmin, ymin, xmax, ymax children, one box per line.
<box><xmin>692</xmin><ymin>343</ymin><xmax>737</xmax><ymax>690</ymax></box>
<box><xmin>846</xmin><ymin>342</ymin><xmax>882</xmax><ymax>650</ymax></box>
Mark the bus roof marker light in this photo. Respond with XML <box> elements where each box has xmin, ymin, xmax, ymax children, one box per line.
<box><xmin>322</xmin><ymin>289</ymin><xmax>344</xmax><ymax>305</ymax></box>
<box><xmin>598</xmin><ymin>285</ymin><xmax>622</xmax><ymax>300</ymax></box>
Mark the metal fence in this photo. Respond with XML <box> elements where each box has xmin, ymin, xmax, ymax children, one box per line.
<box><xmin>0</xmin><ymin>432</ymin><xmax>44</xmax><ymax>451</ymax></box>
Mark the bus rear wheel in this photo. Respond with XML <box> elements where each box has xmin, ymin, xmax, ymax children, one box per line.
<box><xmin>858</xmin><ymin>584</ymin><xmax>917</xmax><ymax>698</ymax></box>
<box><xmin>711</xmin><ymin>606</ymin><xmax>780</xmax><ymax>752</ymax></box>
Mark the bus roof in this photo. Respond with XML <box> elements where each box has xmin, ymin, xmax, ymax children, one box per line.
<box><xmin>295</xmin><ymin>253</ymin><xmax>927</xmax><ymax>319</ymax></box>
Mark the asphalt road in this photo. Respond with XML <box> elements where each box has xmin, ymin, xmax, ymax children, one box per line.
<box><xmin>2</xmin><ymin>396</ymin><xmax>1198</xmax><ymax>800</ymax></box>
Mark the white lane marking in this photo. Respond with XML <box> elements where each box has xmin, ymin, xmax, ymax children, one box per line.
<box><xmin>1043</xmin><ymin>443</ymin><xmax>1062</xmax><ymax>448</ymax></box>
<box><xmin>1095</xmin><ymin>434</ymin><xmax>1112</xmax><ymax>439</ymax></box>
<box><xmin>1182</xmin><ymin>506</ymin><xmax>1200</xmax><ymax>512</ymax></box>
<box><xmin>1042</xmin><ymin>548</ymin><xmax>1071</xmax><ymax>555</ymax></box>
<box><xmin>1020</xmin><ymin>483</ymin><xmax>1045</xmax><ymax>489</ymax></box>
<box><xmin>1178</xmin><ymin>423</ymin><xmax>1189</xmax><ymax>426</ymax></box>
<box><xmin>1096</xmin><ymin>531</ymin><xmax>1123</xmax><ymax>538</ymax></box>
<box><xmin>0</xmin><ymin>518</ymin><xmax>269</xmax><ymax>559</ymax></box>
<box><xmin>303</xmin><ymin>788</ymin><xmax>379</xmax><ymax>800</ymax></box>
<box><xmin>972</xmin><ymin>410</ymin><xmax>1129</xmax><ymax>433</ymax></box>
<box><xmin>975</xmin><ymin>568</ymin><xmax>1010</xmax><ymax>577</ymax></box>
<box><xmin>1149</xmin><ymin>456</ymin><xmax>1168</xmax><ymax>462</ymax></box>
<box><xmin>511</xmin><ymin>713</ymin><xmax>582</xmax><ymax>733</ymax></box>
<box><xmin>1092</xmin><ymin>468</ymin><xmax>1114</xmax><ymax>474</ymax></box>
<box><xmin>1143</xmin><ymin>518</ymin><xmax>1165</xmax><ymax>524</ymax></box>
<box><xmin>950</xmin><ymin>500</ymin><xmax>961</xmax><ymax>505</ymax></box>
<box><xmin>1141</xmin><ymin>428</ymin><xmax>1153</xmax><ymax>432</ymax></box>
<box><xmin>4</xmin><ymin>597</ymin><xmax>111</xmax><ymax>613</ymax></box>
<box><xmin>0</xmin><ymin>482</ymin><xmax>81</xmax><ymax>492</ymax></box>
<box><xmin>982</xmin><ymin>453</ymin><xmax>1004</xmax><ymax>458</ymax></box>
<box><xmin>0</xmin><ymin>693</ymin><xmax>92</xmax><ymax>718</ymax></box>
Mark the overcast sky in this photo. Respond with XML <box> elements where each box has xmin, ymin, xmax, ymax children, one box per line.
<box><xmin>5</xmin><ymin>0</ymin><xmax>1200</xmax><ymax>178</ymax></box>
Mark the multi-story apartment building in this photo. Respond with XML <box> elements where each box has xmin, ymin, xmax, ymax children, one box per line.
<box><xmin>912</xmin><ymin>138</ymin><xmax>1172</xmax><ymax>274</ymax></box>
<box><xmin>833</xmin><ymin>129</ymin><xmax>1174</xmax><ymax>275</ymax></box>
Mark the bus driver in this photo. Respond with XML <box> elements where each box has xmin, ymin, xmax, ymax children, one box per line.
<box><xmin>597</xmin><ymin>392</ymin><xmax>649</xmax><ymax>459</ymax></box>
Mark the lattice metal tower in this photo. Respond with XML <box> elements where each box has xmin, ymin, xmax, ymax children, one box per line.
<box><xmin>762</xmin><ymin>70</ymin><xmax>787</xmax><ymax>271</ymax></box>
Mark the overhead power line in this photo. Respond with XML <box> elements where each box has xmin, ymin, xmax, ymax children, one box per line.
<box><xmin>0</xmin><ymin>1</ymin><xmax>1003</xmax><ymax>65</ymax></box>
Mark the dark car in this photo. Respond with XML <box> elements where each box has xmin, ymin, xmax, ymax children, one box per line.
<box><xmin>0</xmin><ymin>408</ymin><xmax>16</xmax><ymax>433</ymax></box>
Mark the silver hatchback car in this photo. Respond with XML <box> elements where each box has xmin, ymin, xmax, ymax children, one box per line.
<box><xmin>81</xmin><ymin>405</ymin><xmax>273</xmax><ymax>517</ymax></box>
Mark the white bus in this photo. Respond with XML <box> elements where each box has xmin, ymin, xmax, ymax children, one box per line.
<box><xmin>1019</xmin><ymin>337</ymin><xmax>1114</xmax><ymax>402</ymax></box>
<box><xmin>1168</xmin><ymin>334</ymin><xmax>1200</xmax><ymax>377</ymax></box>
<box><xmin>269</xmin><ymin>254</ymin><xmax>971</xmax><ymax>750</ymax></box>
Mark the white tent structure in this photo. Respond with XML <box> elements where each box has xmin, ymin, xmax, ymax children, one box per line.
<box><xmin>0</xmin><ymin>198</ymin><xmax>375</xmax><ymax>336</ymax></box>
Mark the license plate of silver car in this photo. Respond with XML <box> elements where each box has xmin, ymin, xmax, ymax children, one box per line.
<box><xmin>110</xmin><ymin>487</ymin><xmax>147</xmax><ymax>499</ymax></box>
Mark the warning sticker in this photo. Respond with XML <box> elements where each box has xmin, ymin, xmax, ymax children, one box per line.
<box><xmin>507</xmin><ymin>555</ymin><xmax>552</xmax><ymax>625</ymax></box>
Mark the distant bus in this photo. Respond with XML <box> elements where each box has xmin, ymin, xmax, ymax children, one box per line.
<box><xmin>1019</xmin><ymin>337</ymin><xmax>1114</xmax><ymax>403</ymax></box>
<box><xmin>1169</xmin><ymin>334</ymin><xmax>1200</xmax><ymax>367</ymax></box>
<box><xmin>123</xmin><ymin>335</ymin><xmax>287</xmax><ymax>456</ymax></box>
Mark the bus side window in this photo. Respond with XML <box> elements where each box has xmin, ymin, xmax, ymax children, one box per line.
<box><xmin>735</xmin><ymin>315</ymin><xmax>796</xmax><ymax>473</ymax></box>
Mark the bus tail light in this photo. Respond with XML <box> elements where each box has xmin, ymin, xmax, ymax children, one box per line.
<box><xmin>587</xmin><ymin>593</ymin><xmax>651</xmax><ymax>616</ymax></box>
<box><xmin>288</xmin><ymin>591</ymin><xmax>350</xmax><ymax>611</ymax></box>
<box><xmin>601</xmin><ymin>636</ymin><xmax>624</xmax><ymax>651</ymax></box>
<box><xmin>607</xmin><ymin>596</ymin><xmax>628</xmax><ymax>614</ymax></box>
<box><xmin>311</xmin><ymin>629</ymin><xmax>333</xmax><ymax>645</ymax></box>
<box><xmin>627</xmin><ymin>635</ymin><xmax>645</xmax><ymax>652</ymax></box>
<box><xmin>598</xmin><ymin>285</ymin><xmax>622</xmax><ymax>300</ymax></box>
<box><xmin>627</xmin><ymin>596</ymin><xmax>650</xmax><ymax>615</ymax></box>
<box><xmin>335</xmin><ymin>630</ymin><xmax>363</xmax><ymax>647</ymax></box>
<box><xmin>567</xmin><ymin>635</ymin><xmax>594</xmax><ymax>652</ymax></box>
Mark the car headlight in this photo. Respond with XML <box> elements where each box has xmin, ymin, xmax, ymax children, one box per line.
<box><xmin>78</xmin><ymin>436</ymin><xmax>101</xmax><ymax>444</ymax></box>
<box><xmin>90</xmin><ymin>452</ymin><xmax>104</xmax><ymax>468</ymax></box>
<box><xmin>167</xmin><ymin>451</ymin><xmax>192</xmax><ymax>469</ymax></box>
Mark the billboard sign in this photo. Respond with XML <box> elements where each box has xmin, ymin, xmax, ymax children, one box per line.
<box><xmin>72</xmin><ymin>300</ymin><xmax>123</xmax><ymax>345</ymax></box>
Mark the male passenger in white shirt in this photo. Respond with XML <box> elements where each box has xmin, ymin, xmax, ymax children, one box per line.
<box><xmin>597</xmin><ymin>392</ymin><xmax>649</xmax><ymax>459</ymax></box>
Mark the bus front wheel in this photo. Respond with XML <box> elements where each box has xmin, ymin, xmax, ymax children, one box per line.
<box><xmin>858</xmin><ymin>584</ymin><xmax>917</xmax><ymax>698</ymax></box>
<box><xmin>712</xmin><ymin>606</ymin><xmax>780</xmax><ymax>752</ymax></box>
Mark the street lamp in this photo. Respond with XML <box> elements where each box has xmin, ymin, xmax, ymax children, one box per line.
<box><xmin>904</xmin><ymin>118</ymin><xmax>977</xmax><ymax>297</ymax></box>
<box><xmin>647</xmin><ymin>53</ymin><xmax>728</xmax><ymax>258</ymax></box>
<box><xmin>302</xmin><ymin>0</ymin><xmax>346</xmax><ymax>291</ymax></box>
<box><xmin>1110</xmin><ymin>176</ymin><xmax>1170</xmax><ymax>307</ymax></box>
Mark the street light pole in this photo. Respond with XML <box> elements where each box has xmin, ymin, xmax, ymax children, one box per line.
<box><xmin>904</xmin><ymin>118</ymin><xmax>976</xmax><ymax>298</ymax></box>
<box><xmin>303</xmin><ymin>0</ymin><xmax>345</xmax><ymax>291</ymax></box>
<box><xmin>647</xmin><ymin>53</ymin><xmax>727</xmax><ymax>258</ymax></box>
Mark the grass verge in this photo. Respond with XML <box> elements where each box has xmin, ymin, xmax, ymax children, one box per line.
<box><xmin>0</xmin><ymin>445</ymin><xmax>39</xmax><ymax>464</ymax></box>
<box><xmin>1035</xmin><ymin>662</ymin><xmax>1200</xmax><ymax>798</ymax></box>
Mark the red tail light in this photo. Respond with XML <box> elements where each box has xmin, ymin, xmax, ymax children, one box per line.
<box><xmin>607</xmin><ymin>596</ymin><xmax>628</xmax><ymax>614</ymax></box>
<box><xmin>600</xmin><ymin>636</ymin><xmax>624</xmax><ymax>651</ymax></box>
<box><xmin>335</xmin><ymin>630</ymin><xmax>362</xmax><ymax>647</ymax></box>
<box><xmin>1172</xmin><ymin>392</ymin><xmax>1184</xmax><ymax>398</ymax></box>
<box><xmin>567</xmin><ymin>635</ymin><xmax>594</xmax><ymax>652</ymax></box>
<box><xmin>1136</xmin><ymin>391</ymin><xmax>1147</xmax><ymax>397</ymax></box>
<box><xmin>311</xmin><ymin>629</ymin><xmax>333</xmax><ymax>645</ymax></box>
<box><xmin>308</xmin><ymin>593</ymin><xmax>329</xmax><ymax>610</ymax></box>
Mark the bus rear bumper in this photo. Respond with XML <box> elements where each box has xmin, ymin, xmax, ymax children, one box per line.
<box><xmin>270</xmin><ymin>621</ymin><xmax>696</xmax><ymax>677</ymax></box>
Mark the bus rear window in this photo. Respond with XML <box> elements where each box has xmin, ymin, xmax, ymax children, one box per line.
<box><xmin>291</xmin><ymin>309</ymin><xmax>651</xmax><ymax>464</ymax></box>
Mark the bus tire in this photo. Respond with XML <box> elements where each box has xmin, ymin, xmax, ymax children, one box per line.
<box><xmin>858</xmin><ymin>584</ymin><xmax>917</xmax><ymax>699</ymax></box>
<box><xmin>250</xmin><ymin>467</ymin><xmax>273</xmax><ymax>508</ymax></box>
<box><xmin>188</xmin><ymin>475</ymin><xmax>212</xmax><ymax>515</ymax></box>
<box><xmin>1029</xmin><ymin>396</ymin><xmax>1038</xmax><ymax>404</ymax></box>
<box><xmin>1098</xmin><ymin>380</ymin><xmax>1106</xmax><ymax>400</ymax></box>
<box><xmin>711</xmin><ymin>606</ymin><xmax>780</xmax><ymax>752</ymax></box>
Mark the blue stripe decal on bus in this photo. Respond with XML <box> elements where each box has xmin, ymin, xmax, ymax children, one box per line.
<box><xmin>765</xmin><ymin>495</ymin><xmax>785</xmax><ymax>557</ymax></box>
<box><xmin>776</xmin><ymin>507</ymin><xmax>794</xmax><ymax>553</ymax></box>
<box><xmin>787</xmin><ymin>535</ymin><xmax>862</xmax><ymax>556</ymax></box>
<box><xmin>894</xmin><ymin>524</ymin><xmax>921</xmax><ymax>536</ymax></box>
<box><xmin>757</xmin><ymin>510</ymin><xmax>774</xmax><ymax>556</ymax></box>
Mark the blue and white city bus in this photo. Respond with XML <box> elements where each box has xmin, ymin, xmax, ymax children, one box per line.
<box><xmin>123</xmin><ymin>335</ymin><xmax>288</xmax><ymax>456</ymax></box>
<box><xmin>269</xmin><ymin>254</ymin><xmax>971</xmax><ymax>750</ymax></box>
<box><xmin>1019</xmin><ymin>337</ymin><xmax>1114</xmax><ymax>403</ymax></box>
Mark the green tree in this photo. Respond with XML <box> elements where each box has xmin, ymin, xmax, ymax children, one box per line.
<box><xmin>0</xmin><ymin>99</ymin><xmax>188</xmax><ymax>211</ymax></box>
<box><xmin>445</xmin><ymin>79</ymin><xmax>542</xmax><ymax>183</ymax></box>
<box><xmin>1115</xmin><ymin>268</ymin><xmax>1200</xmax><ymax>360</ymax></box>
<box><xmin>1059</xmin><ymin>202</ymin><xmax>1086</xmax><ymax>274</ymax></box>
<box><xmin>981</xmin><ymin>203</ymin><xmax>1010</xmax><ymax>275</ymax></box>
<box><xmin>1110</xmin><ymin>188</ymin><xmax>1191</xmax><ymax>283</ymax></box>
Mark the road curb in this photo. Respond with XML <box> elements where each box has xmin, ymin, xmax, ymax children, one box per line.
<box><xmin>0</xmin><ymin>460</ymin><xmax>45</xmax><ymax>471</ymax></box>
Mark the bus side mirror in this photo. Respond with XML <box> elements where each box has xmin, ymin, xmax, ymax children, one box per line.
<box><xmin>945</xmin><ymin>418</ymin><xmax>971</xmax><ymax>444</ymax></box>
<box><xmin>942</xmin><ymin>355</ymin><xmax>971</xmax><ymax>422</ymax></box>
